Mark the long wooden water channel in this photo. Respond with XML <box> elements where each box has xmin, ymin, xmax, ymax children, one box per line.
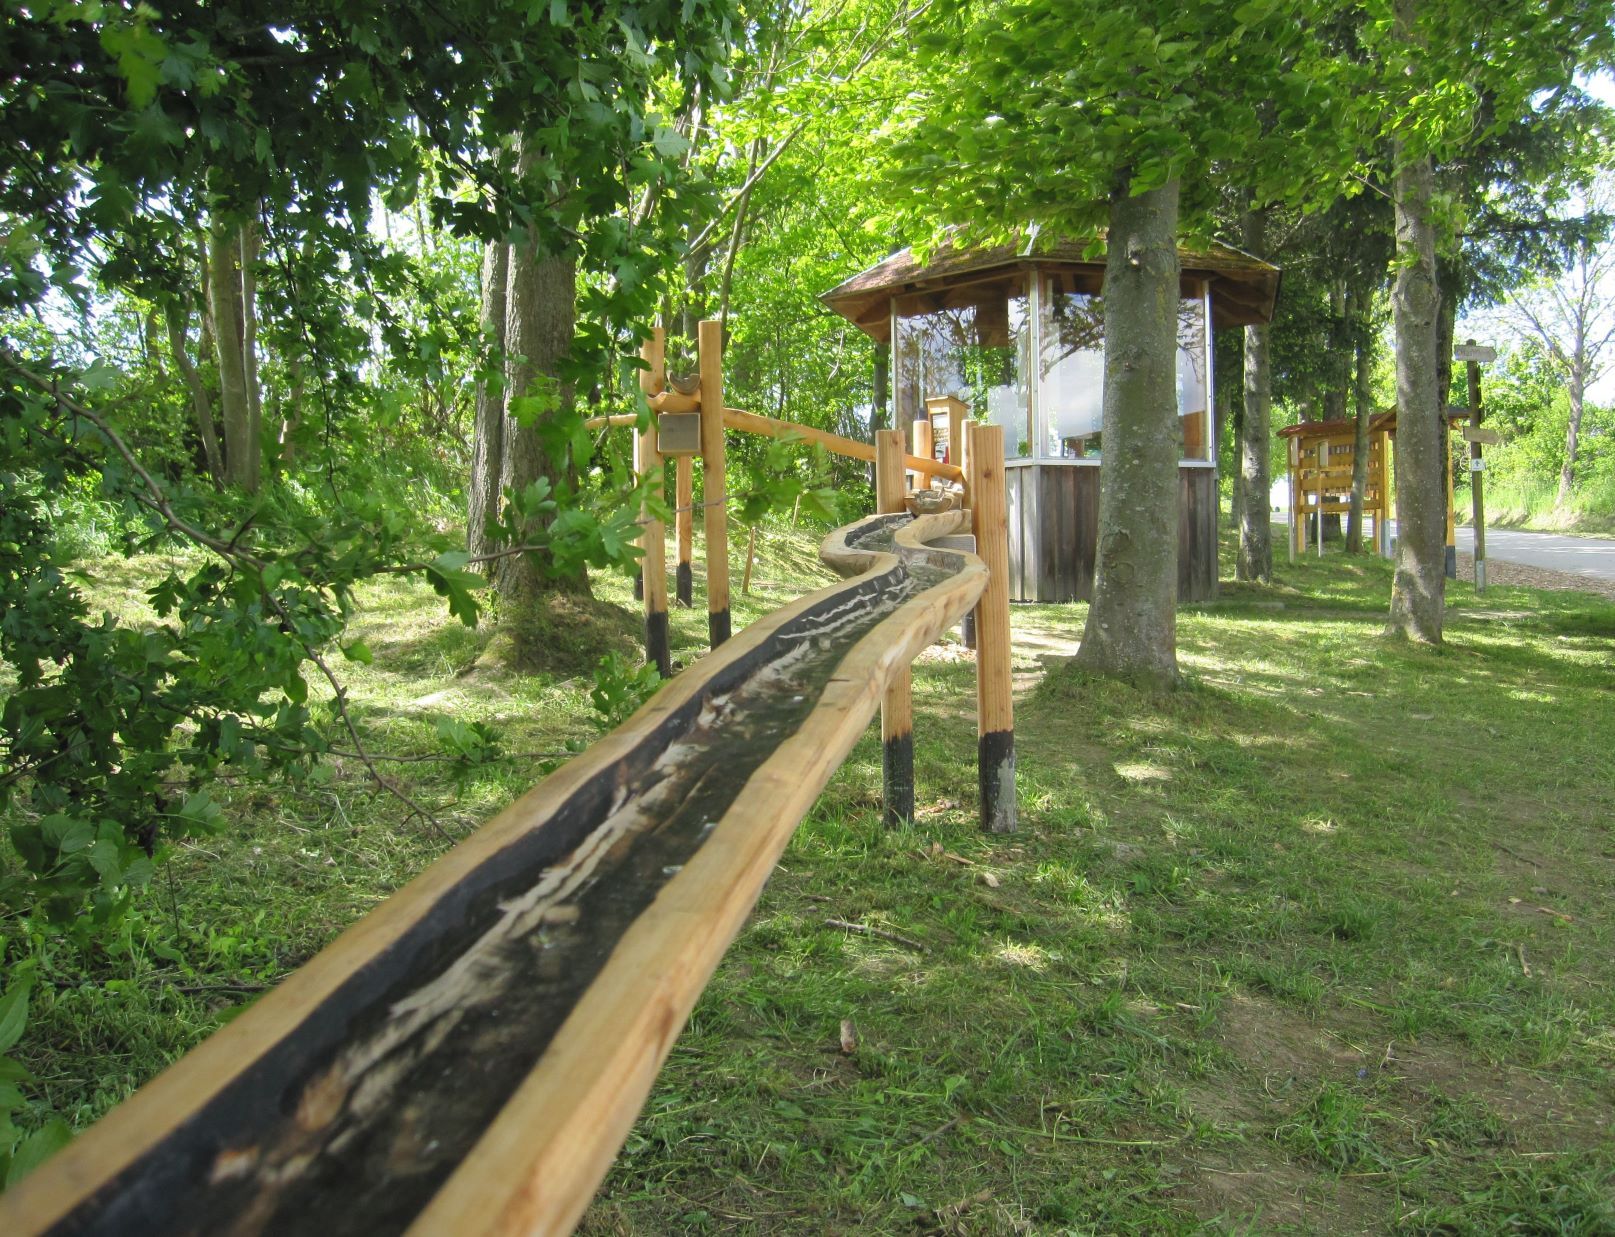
<box><xmin>4</xmin><ymin>505</ymin><xmax>1011</xmax><ymax>1236</ymax></box>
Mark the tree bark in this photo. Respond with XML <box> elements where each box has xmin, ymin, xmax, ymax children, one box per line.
<box><xmin>208</xmin><ymin>221</ymin><xmax>256</xmax><ymax>492</ymax></box>
<box><xmin>1237</xmin><ymin>207</ymin><xmax>1273</xmax><ymax>583</ymax></box>
<box><xmin>468</xmin><ymin>241</ymin><xmax>510</xmax><ymax>560</ymax></box>
<box><xmin>496</xmin><ymin>239</ymin><xmax>587</xmax><ymax>610</ymax></box>
<box><xmin>165</xmin><ymin>302</ymin><xmax>225</xmax><ymax>485</ymax></box>
<box><xmin>1387</xmin><ymin>131</ymin><xmax>1445</xmax><ymax>642</ymax></box>
<box><xmin>1074</xmin><ymin>177</ymin><xmax>1181</xmax><ymax>686</ymax></box>
<box><xmin>1346</xmin><ymin>286</ymin><xmax>1373</xmax><ymax>553</ymax></box>
<box><xmin>1559</xmin><ymin>372</ymin><xmax>1585</xmax><ymax>508</ymax></box>
<box><xmin>1324</xmin><ymin>278</ymin><xmax>1349</xmax><ymax>422</ymax></box>
<box><xmin>239</xmin><ymin>220</ymin><xmax>263</xmax><ymax>491</ymax></box>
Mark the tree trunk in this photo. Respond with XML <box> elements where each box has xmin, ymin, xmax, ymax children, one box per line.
<box><xmin>1237</xmin><ymin>207</ymin><xmax>1273</xmax><ymax>583</ymax></box>
<box><xmin>1230</xmin><ymin>388</ymin><xmax>1246</xmax><ymax>539</ymax></box>
<box><xmin>281</xmin><ymin>364</ymin><xmax>305</xmax><ymax>471</ymax></box>
<box><xmin>208</xmin><ymin>221</ymin><xmax>256</xmax><ymax>492</ymax></box>
<box><xmin>1324</xmin><ymin>278</ymin><xmax>1349</xmax><ymax>422</ymax></box>
<box><xmin>496</xmin><ymin>239</ymin><xmax>587</xmax><ymax>610</ymax></box>
<box><xmin>1387</xmin><ymin>130</ymin><xmax>1445</xmax><ymax>642</ymax></box>
<box><xmin>1074</xmin><ymin>177</ymin><xmax>1181</xmax><ymax>687</ymax></box>
<box><xmin>1559</xmin><ymin>371</ymin><xmax>1585</xmax><ymax>508</ymax></box>
<box><xmin>1346</xmin><ymin>287</ymin><xmax>1373</xmax><ymax>553</ymax></box>
<box><xmin>468</xmin><ymin>241</ymin><xmax>510</xmax><ymax>560</ymax></box>
<box><xmin>239</xmin><ymin>220</ymin><xmax>263</xmax><ymax>491</ymax></box>
<box><xmin>165</xmin><ymin>302</ymin><xmax>225</xmax><ymax>485</ymax></box>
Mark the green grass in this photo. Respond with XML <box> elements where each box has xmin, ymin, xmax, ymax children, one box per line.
<box><xmin>6</xmin><ymin>520</ymin><xmax>1615</xmax><ymax>1233</ymax></box>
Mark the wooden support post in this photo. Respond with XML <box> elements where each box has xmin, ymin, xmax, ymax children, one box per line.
<box><xmin>1444</xmin><ymin>419</ymin><xmax>1457</xmax><ymax>579</ymax></box>
<box><xmin>874</xmin><ymin>428</ymin><xmax>913</xmax><ymax>827</ymax></box>
<box><xmin>1288</xmin><ymin>439</ymin><xmax>1299</xmax><ymax>562</ymax></box>
<box><xmin>967</xmin><ymin>423</ymin><xmax>1016</xmax><ymax>834</ymax></box>
<box><xmin>957</xmin><ymin>425</ymin><xmax>977</xmax><ymax>651</ymax></box>
<box><xmin>697</xmin><ymin>319</ymin><xmax>730</xmax><ymax>648</ymax></box>
<box><xmin>675</xmin><ymin>455</ymin><xmax>694</xmax><ymax>607</ymax></box>
<box><xmin>1467</xmin><ymin>350</ymin><xmax>1487</xmax><ymax>592</ymax></box>
<box><xmin>909</xmin><ymin>419</ymin><xmax>933</xmax><ymax>491</ymax></box>
<box><xmin>637</xmin><ymin>330</ymin><xmax>670</xmax><ymax>677</ymax></box>
<box><xmin>1383</xmin><ymin>432</ymin><xmax>1395</xmax><ymax>558</ymax></box>
<box><xmin>1315</xmin><ymin>441</ymin><xmax>1325</xmax><ymax>557</ymax></box>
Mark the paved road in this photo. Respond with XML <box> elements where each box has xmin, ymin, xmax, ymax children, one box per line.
<box><xmin>1455</xmin><ymin>525</ymin><xmax>1615</xmax><ymax>582</ymax></box>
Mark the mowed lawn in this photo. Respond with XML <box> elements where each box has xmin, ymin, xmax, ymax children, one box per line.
<box><xmin>583</xmin><ymin>548</ymin><xmax>1615</xmax><ymax>1234</ymax></box>
<box><xmin>7</xmin><ymin>528</ymin><xmax>1615</xmax><ymax>1233</ymax></box>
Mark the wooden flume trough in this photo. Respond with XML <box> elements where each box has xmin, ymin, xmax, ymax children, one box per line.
<box><xmin>3</xmin><ymin>320</ymin><xmax>1016</xmax><ymax>1236</ymax></box>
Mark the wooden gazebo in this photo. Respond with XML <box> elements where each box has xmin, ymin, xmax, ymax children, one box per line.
<box><xmin>821</xmin><ymin>237</ymin><xmax>1280</xmax><ymax>602</ymax></box>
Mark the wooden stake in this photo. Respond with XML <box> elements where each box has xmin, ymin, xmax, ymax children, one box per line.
<box><xmin>638</xmin><ymin>330</ymin><xmax>670</xmax><ymax>676</ymax></box>
<box><xmin>968</xmin><ymin>423</ymin><xmax>1016</xmax><ymax>834</ymax></box>
<box><xmin>876</xmin><ymin>427</ymin><xmax>913</xmax><ymax>827</ymax></box>
<box><xmin>676</xmin><ymin>456</ymin><xmax>693</xmax><ymax>607</ymax></box>
<box><xmin>742</xmin><ymin>524</ymin><xmax>757</xmax><ymax>595</ymax></box>
<box><xmin>698</xmin><ymin>319</ymin><xmax>730</xmax><ymax>648</ymax></box>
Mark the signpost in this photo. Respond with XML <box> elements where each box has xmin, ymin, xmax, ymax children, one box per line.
<box><xmin>1459</xmin><ymin>340</ymin><xmax>1491</xmax><ymax>591</ymax></box>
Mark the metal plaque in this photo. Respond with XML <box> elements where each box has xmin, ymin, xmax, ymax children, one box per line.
<box><xmin>657</xmin><ymin>411</ymin><xmax>702</xmax><ymax>456</ymax></box>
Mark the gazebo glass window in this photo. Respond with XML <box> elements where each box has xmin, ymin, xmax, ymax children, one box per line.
<box><xmin>1037</xmin><ymin>275</ymin><xmax>1213</xmax><ymax>463</ymax></box>
<box><xmin>892</xmin><ymin>273</ymin><xmax>1031</xmax><ymax>459</ymax></box>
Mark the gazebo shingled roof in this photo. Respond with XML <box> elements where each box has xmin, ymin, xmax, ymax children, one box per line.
<box><xmin>820</xmin><ymin>236</ymin><xmax>1281</xmax><ymax>343</ymax></box>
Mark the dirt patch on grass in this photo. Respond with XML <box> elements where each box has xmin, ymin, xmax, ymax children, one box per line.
<box><xmin>1174</xmin><ymin>992</ymin><xmax>1615</xmax><ymax>1229</ymax></box>
<box><xmin>1456</xmin><ymin>551</ymin><xmax>1615</xmax><ymax>602</ymax></box>
<box><xmin>1175</xmin><ymin>1153</ymin><xmax>1387</xmax><ymax>1234</ymax></box>
<box><xmin>469</xmin><ymin>590</ymin><xmax>640</xmax><ymax>678</ymax></box>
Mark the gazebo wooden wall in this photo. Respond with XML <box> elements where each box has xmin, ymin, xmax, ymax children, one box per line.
<box><xmin>1005</xmin><ymin>465</ymin><xmax>1216</xmax><ymax>602</ymax></box>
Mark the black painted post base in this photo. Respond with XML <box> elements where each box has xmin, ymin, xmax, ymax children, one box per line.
<box><xmin>1444</xmin><ymin>545</ymin><xmax>1457</xmax><ymax>579</ymax></box>
<box><xmin>708</xmin><ymin>607</ymin><xmax>731</xmax><ymax>649</ymax></box>
<box><xmin>961</xmin><ymin>611</ymin><xmax>976</xmax><ymax>651</ymax></box>
<box><xmin>883</xmin><ymin>732</ymin><xmax>914</xmax><ymax>828</ymax></box>
<box><xmin>676</xmin><ymin>562</ymin><xmax>693</xmax><ymax>608</ymax></box>
<box><xmin>645</xmin><ymin>610</ymin><xmax>671</xmax><ymax>678</ymax></box>
<box><xmin>979</xmin><ymin>729</ymin><xmax>1017</xmax><ymax>833</ymax></box>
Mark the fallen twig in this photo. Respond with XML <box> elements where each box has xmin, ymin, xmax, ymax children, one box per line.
<box><xmin>914</xmin><ymin>1115</ymin><xmax>962</xmax><ymax>1148</ymax></box>
<box><xmin>1491</xmin><ymin>840</ymin><xmax>1539</xmax><ymax>867</ymax></box>
<box><xmin>824</xmin><ymin>917</ymin><xmax>926</xmax><ymax>952</ymax></box>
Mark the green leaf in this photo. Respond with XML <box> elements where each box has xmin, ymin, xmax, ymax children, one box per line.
<box><xmin>0</xmin><ymin>974</ymin><xmax>32</xmax><ymax>1055</ymax></box>
<box><xmin>87</xmin><ymin>838</ymin><xmax>123</xmax><ymax>883</ymax></box>
<box><xmin>41</xmin><ymin>815</ymin><xmax>94</xmax><ymax>856</ymax></box>
<box><xmin>5</xmin><ymin>1119</ymin><xmax>73</xmax><ymax>1187</ymax></box>
<box><xmin>342</xmin><ymin>639</ymin><xmax>373</xmax><ymax>665</ymax></box>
